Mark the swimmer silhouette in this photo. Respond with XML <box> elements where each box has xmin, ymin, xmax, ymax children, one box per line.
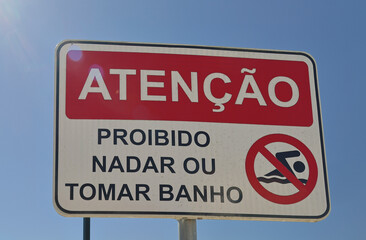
<box><xmin>257</xmin><ymin>150</ymin><xmax>307</xmax><ymax>184</ymax></box>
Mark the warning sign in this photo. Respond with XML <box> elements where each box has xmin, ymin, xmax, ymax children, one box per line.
<box><xmin>54</xmin><ymin>40</ymin><xmax>330</xmax><ymax>222</ymax></box>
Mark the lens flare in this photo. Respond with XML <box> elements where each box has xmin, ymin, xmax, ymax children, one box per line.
<box><xmin>68</xmin><ymin>44</ymin><xmax>83</xmax><ymax>61</ymax></box>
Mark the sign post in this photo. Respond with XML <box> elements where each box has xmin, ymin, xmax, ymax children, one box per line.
<box><xmin>54</xmin><ymin>40</ymin><xmax>330</xmax><ymax>224</ymax></box>
<box><xmin>179</xmin><ymin>219</ymin><xmax>197</xmax><ymax>240</ymax></box>
<box><xmin>83</xmin><ymin>218</ymin><xmax>90</xmax><ymax>240</ymax></box>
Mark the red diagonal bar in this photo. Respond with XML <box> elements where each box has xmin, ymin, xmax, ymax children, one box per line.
<box><xmin>259</xmin><ymin>146</ymin><xmax>305</xmax><ymax>191</ymax></box>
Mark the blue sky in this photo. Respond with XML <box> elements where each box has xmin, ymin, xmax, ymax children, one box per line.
<box><xmin>0</xmin><ymin>0</ymin><xmax>365</xmax><ymax>239</ymax></box>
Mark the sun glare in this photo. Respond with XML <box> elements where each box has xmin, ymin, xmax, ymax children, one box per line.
<box><xmin>0</xmin><ymin>0</ymin><xmax>35</xmax><ymax>69</ymax></box>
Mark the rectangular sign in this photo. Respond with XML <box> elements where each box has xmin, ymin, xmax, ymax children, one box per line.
<box><xmin>54</xmin><ymin>40</ymin><xmax>330</xmax><ymax>221</ymax></box>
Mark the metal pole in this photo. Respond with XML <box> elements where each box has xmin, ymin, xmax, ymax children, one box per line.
<box><xmin>83</xmin><ymin>218</ymin><xmax>90</xmax><ymax>240</ymax></box>
<box><xmin>178</xmin><ymin>219</ymin><xmax>197</xmax><ymax>240</ymax></box>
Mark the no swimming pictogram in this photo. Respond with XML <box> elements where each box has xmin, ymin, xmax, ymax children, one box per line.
<box><xmin>246</xmin><ymin>134</ymin><xmax>318</xmax><ymax>204</ymax></box>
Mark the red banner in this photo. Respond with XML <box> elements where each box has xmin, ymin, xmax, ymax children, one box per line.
<box><xmin>66</xmin><ymin>50</ymin><xmax>313</xmax><ymax>126</ymax></box>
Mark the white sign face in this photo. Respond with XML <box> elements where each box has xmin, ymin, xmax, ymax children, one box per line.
<box><xmin>54</xmin><ymin>40</ymin><xmax>330</xmax><ymax>221</ymax></box>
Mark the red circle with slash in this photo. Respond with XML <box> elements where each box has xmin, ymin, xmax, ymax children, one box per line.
<box><xmin>246</xmin><ymin>134</ymin><xmax>318</xmax><ymax>204</ymax></box>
